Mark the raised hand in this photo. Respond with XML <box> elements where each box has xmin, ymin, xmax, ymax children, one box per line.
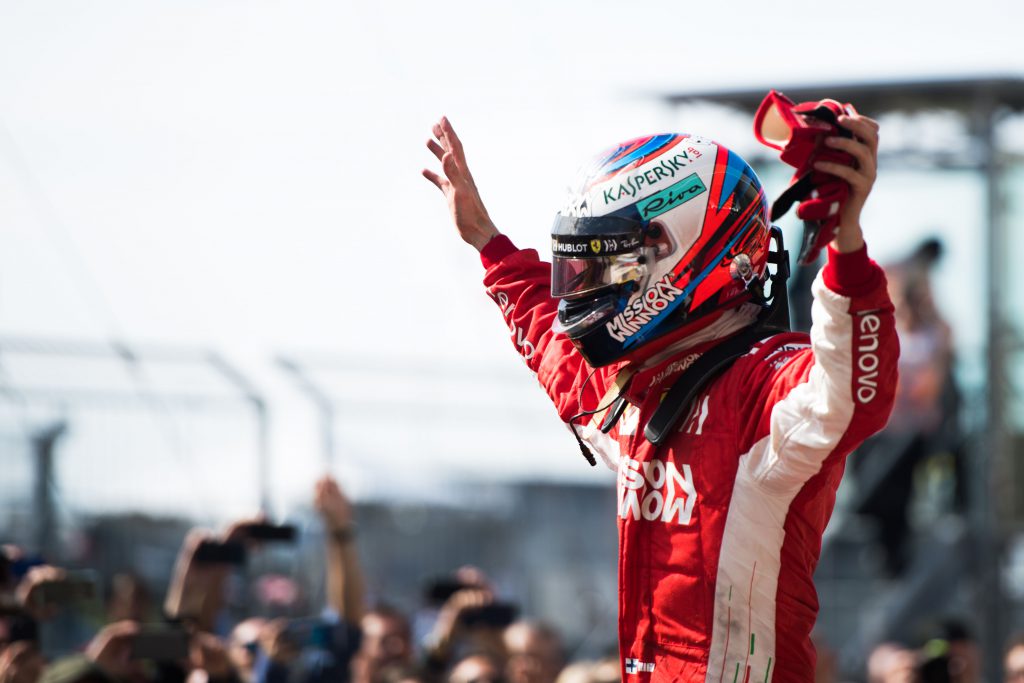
<box><xmin>189</xmin><ymin>632</ymin><xmax>235</xmax><ymax>679</ymax></box>
<box><xmin>314</xmin><ymin>475</ymin><xmax>353</xmax><ymax>532</ymax></box>
<box><xmin>422</xmin><ymin>117</ymin><xmax>500</xmax><ymax>252</ymax></box>
<box><xmin>257</xmin><ymin>619</ymin><xmax>299</xmax><ymax>665</ymax></box>
<box><xmin>86</xmin><ymin>620</ymin><xmax>141</xmax><ymax>679</ymax></box>
<box><xmin>0</xmin><ymin>641</ymin><xmax>44</xmax><ymax>683</ymax></box>
<box><xmin>814</xmin><ymin>109</ymin><xmax>880</xmax><ymax>253</ymax></box>
<box><xmin>163</xmin><ymin>530</ymin><xmax>230</xmax><ymax>629</ymax></box>
<box><xmin>315</xmin><ymin>474</ymin><xmax>365</xmax><ymax>621</ymax></box>
<box><xmin>427</xmin><ymin>585</ymin><xmax>495</xmax><ymax>658</ymax></box>
<box><xmin>16</xmin><ymin>565</ymin><xmax>67</xmax><ymax>621</ymax></box>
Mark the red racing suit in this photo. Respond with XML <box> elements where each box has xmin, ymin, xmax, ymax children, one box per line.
<box><xmin>480</xmin><ymin>235</ymin><xmax>898</xmax><ymax>682</ymax></box>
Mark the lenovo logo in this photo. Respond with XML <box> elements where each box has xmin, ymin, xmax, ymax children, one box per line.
<box><xmin>855</xmin><ymin>313</ymin><xmax>881</xmax><ymax>404</ymax></box>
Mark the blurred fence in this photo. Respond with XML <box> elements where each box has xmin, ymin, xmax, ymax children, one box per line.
<box><xmin>276</xmin><ymin>353</ymin><xmax>607</xmax><ymax>497</ymax></box>
<box><xmin>0</xmin><ymin>336</ymin><xmax>267</xmax><ymax>536</ymax></box>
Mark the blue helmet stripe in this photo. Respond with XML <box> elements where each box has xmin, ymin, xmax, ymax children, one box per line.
<box><xmin>717</xmin><ymin>152</ymin><xmax>750</xmax><ymax>209</ymax></box>
<box><xmin>601</xmin><ymin>134</ymin><xmax>678</xmax><ymax>174</ymax></box>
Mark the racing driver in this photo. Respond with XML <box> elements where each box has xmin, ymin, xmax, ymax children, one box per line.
<box><xmin>422</xmin><ymin>112</ymin><xmax>897</xmax><ymax>682</ymax></box>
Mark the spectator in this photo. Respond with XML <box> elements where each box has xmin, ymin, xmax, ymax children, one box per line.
<box><xmin>939</xmin><ymin>620</ymin><xmax>980</xmax><ymax>683</ymax></box>
<box><xmin>503</xmin><ymin>622</ymin><xmax>564</xmax><ymax>683</ymax></box>
<box><xmin>254</xmin><ymin>475</ymin><xmax>366</xmax><ymax>683</ymax></box>
<box><xmin>376</xmin><ymin>665</ymin><xmax>427</xmax><ymax>683</ymax></box>
<box><xmin>352</xmin><ymin>607</ymin><xmax>413</xmax><ymax>683</ymax></box>
<box><xmin>227</xmin><ymin>618</ymin><xmax>266</xmax><ymax>683</ymax></box>
<box><xmin>552</xmin><ymin>663</ymin><xmax>591</xmax><ymax>683</ymax></box>
<box><xmin>0</xmin><ymin>550</ymin><xmax>14</xmax><ymax>597</ymax></box>
<box><xmin>0</xmin><ymin>472</ymin><xmax>632</xmax><ymax>683</ymax></box>
<box><xmin>163</xmin><ymin>529</ymin><xmax>236</xmax><ymax>632</ymax></box>
<box><xmin>82</xmin><ymin>621</ymin><xmax>144</xmax><ymax>683</ymax></box>
<box><xmin>189</xmin><ymin>632</ymin><xmax>240</xmax><ymax>683</ymax></box>
<box><xmin>421</xmin><ymin>568</ymin><xmax>512</xmax><ymax>677</ymax></box>
<box><xmin>314</xmin><ymin>476</ymin><xmax>365</xmax><ymax>627</ymax></box>
<box><xmin>38</xmin><ymin>657</ymin><xmax>111</xmax><ymax>683</ymax></box>
<box><xmin>552</xmin><ymin>659</ymin><xmax>617</xmax><ymax>683</ymax></box>
<box><xmin>867</xmin><ymin>642</ymin><xmax>917</xmax><ymax>683</ymax></box>
<box><xmin>449</xmin><ymin>653</ymin><xmax>503</xmax><ymax>683</ymax></box>
<box><xmin>812</xmin><ymin>634</ymin><xmax>839</xmax><ymax>683</ymax></box>
<box><xmin>884</xmin><ymin>239</ymin><xmax>953</xmax><ymax>429</ymax></box>
<box><xmin>16</xmin><ymin>566</ymin><xmax>71</xmax><ymax>623</ymax></box>
<box><xmin>856</xmin><ymin>237</ymin><xmax>959</xmax><ymax>576</ymax></box>
<box><xmin>106</xmin><ymin>574</ymin><xmax>152</xmax><ymax>625</ymax></box>
<box><xmin>1005</xmin><ymin>633</ymin><xmax>1024</xmax><ymax>682</ymax></box>
<box><xmin>0</xmin><ymin>640</ymin><xmax>44</xmax><ymax>683</ymax></box>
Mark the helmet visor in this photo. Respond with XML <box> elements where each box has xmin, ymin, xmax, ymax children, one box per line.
<box><xmin>550</xmin><ymin>215</ymin><xmax>645</xmax><ymax>299</ymax></box>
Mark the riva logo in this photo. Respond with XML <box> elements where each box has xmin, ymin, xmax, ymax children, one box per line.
<box><xmin>855</xmin><ymin>312</ymin><xmax>882</xmax><ymax>404</ymax></box>
<box><xmin>617</xmin><ymin>457</ymin><xmax>696</xmax><ymax>526</ymax></box>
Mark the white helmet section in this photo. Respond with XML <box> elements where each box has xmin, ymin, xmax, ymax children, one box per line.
<box><xmin>560</xmin><ymin>135</ymin><xmax>719</xmax><ymax>224</ymax></box>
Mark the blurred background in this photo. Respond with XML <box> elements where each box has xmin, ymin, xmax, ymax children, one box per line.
<box><xmin>1</xmin><ymin>1</ymin><xmax>1023</xmax><ymax>681</ymax></box>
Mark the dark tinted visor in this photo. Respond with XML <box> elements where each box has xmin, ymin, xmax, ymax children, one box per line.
<box><xmin>550</xmin><ymin>214</ymin><xmax>647</xmax><ymax>298</ymax></box>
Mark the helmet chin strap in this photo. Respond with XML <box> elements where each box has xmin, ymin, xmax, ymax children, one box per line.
<box><xmin>642</xmin><ymin>227</ymin><xmax>790</xmax><ymax>445</ymax></box>
<box><xmin>750</xmin><ymin>225</ymin><xmax>792</xmax><ymax>333</ymax></box>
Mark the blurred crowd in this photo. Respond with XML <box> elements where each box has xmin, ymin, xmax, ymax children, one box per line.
<box><xmin>0</xmin><ymin>475</ymin><xmax>617</xmax><ymax>683</ymax></box>
<box><xmin>1</xmin><ymin>472</ymin><xmax>1021</xmax><ymax>683</ymax></box>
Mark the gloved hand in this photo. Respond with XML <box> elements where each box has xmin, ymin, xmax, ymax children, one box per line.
<box><xmin>754</xmin><ymin>90</ymin><xmax>857</xmax><ymax>264</ymax></box>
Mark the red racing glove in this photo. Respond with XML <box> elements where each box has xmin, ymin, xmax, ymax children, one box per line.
<box><xmin>754</xmin><ymin>89</ymin><xmax>856</xmax><ymax>264</ymax></box>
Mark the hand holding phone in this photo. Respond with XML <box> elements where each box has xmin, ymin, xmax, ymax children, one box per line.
<box><xmin>87</xmin><ymin>621</ymin><xmax>142</xmax><ymax>676</ymax></box>
<box><xmin>459</xmin><ymin>602</ymin><xmax>518</xmax><ymax>628</ymax></box>
<box><xmin>237</xmin><ymin>523</ymin><xmax>297</xmax><ymax>543</ymax></box>
<box><xmin>190</xmin><ymin>632</ymin><xmax>234</xmax><ymax>678</ymax></box>
<box><xmin>130</xmin><ymin>625</ymin><xmax>190</xmax><ymax>661</ymax></box>
<box><xmin>17</xmin><ymin>567</ymin><xmax>97</xmax><ymax>619</ymax></box>
<box><xmin>192</xmin><ymin>541</ymin><xmax>247</xmax><ymax>566</ymax></box>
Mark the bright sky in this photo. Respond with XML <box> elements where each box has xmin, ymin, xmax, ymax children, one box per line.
<box><xmin>1</xmin><ymin>0</ymin><xmax>1022</xmax><ymax>519</ymax></box>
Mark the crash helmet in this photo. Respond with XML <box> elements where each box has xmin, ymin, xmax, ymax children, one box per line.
<box><xmin>551</xmin><ymin>134</ymin><xmax>773</xmax><ymax>367</ymax></box>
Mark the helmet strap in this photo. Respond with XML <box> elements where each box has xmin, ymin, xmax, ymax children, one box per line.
<box><xmin>752</xmin><ymin>225</ymin><xmax>792</xmax><ymax>334</ymax></box>
<box><xmin>642</xmin><ymin>226</ymin><xmax>791</xmax><ymax>447</ymax></box>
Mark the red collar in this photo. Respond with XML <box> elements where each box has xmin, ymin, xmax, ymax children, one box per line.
<box><xmin>621</xmin><ymin>337</ymin><xmax>728</xmax><ymax>405</ymax></box>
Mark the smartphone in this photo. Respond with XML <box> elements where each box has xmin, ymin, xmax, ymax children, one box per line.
<box><xmin>30</xmin><ymin>572</ymin><xmax>97</xmax><ymax>609</ymax></box>
<box><xmin>460</xmin><ymin>602</ymin><xmax>518</xmax><ymax>628</ymax></box>
<box><xmin>3</xmin><ymin>612</ymin><xmax>39</xmax><ymax>645</ymax></box>
<box><xmin>0</xmin><ymin>595</ymin><xmax>25</xmax><ymax>617</ymax></box>
<box><xmin>0</xmin><ymin>552</ymin><xmax>10</xmax><ymax>588</ymax></box>
<box><xmin>424</xmin><ymin>578</ymin><xmax>468</xmax><ymax>605</ymax></box>
<box><xmin>918</xmin><ymin>655</ymin><xmax>952</xmax><ymax>683</ymax></box>
<box><xmin>242</xmin><ymin>523</ymin><xmax>297</xmax><ymax>543</ymax></box>
<box><xmin>130</xmin><ymin>626</ymin><xmax>190</xmax><ymax>661</ymax></box>
<box><xmin>193</xmin><ymin>540</ymin><xmax>246</xmax><ymax>565</ymax></box>
<box><xmin>282</xmin><ymin>617</ymin><xmax>331</xmax><ymax>648</ymax></box>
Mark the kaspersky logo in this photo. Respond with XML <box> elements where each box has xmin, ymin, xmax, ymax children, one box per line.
<box><xmin>599</xmin><ymin>149</ymin><xmax>703</xmax><ymax>206</ymax></box>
